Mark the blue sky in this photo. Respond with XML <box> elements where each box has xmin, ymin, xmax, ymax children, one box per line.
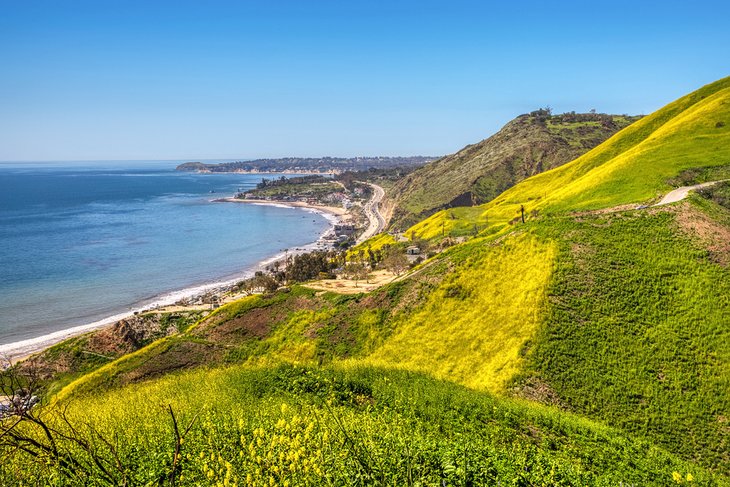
<box><xmin>1</xmin><ymin>0</ymin><xmax>728</xmax><ymax>161</ymax></box>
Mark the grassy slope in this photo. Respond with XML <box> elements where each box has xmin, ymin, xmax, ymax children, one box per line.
<box><xmin>55</xmin><ymin>280</ymin><xmax>434</xmax><ymax>398</ymax></box>
<box><xmin>365</xmin><ymin>232</ymin><xmax>556</xmax><ymax>392</ymax></box>
<box><xmin>245</xmin><ymin>180</ymin><xmax>341</xmax><ymax>199</ymax></box>
<box><xmin>388</xmin><ymin>113</ymin><xmax>637</xmax><ymax>229</ymax></box>
<box><xmin>21</xmin><ymin>311</ymin><xmax>202</xmax><ymax>397</ymax></box>
<box><xmin>14</xmin><ymin>77</ymin><xmax>730</xmax><ymax>483</ymax></box>
<box><xmin>54</xmin><ymin>203</ymin><xmax>729</xmax><ymax>475</ymax></box>
<box><xmin>514</xmin><ymin>200</ymin><xmax>730</xmax><ymax>471</ymax></box>
<box><xmin>6</xmin><ymin>365</ymin><xmax>723</xmax><ymax>486</ymax></box>
<box><xmin>407</xmin><ymin>76</ymin><xmax>730</xmax><ymax>239</ymax></box>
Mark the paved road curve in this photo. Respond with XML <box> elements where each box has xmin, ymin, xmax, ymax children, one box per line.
<box><xmin>356</xmin><ymin>182</ymin><xmax>386</xmax><ymax>244</ymax></box>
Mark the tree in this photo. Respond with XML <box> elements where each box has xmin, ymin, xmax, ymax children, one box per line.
<box><xmin>342</xmin><ymin>262</ymin><xmax>369</xmax><ymax>287</ymax></box>
<box><xmin>252</xmin><ymin>272</ymin><xmax>279</xmax><ymax>293</ymax></box>
<box><xmin>237</xmin><ymin>277</ymin><xmax>258</xmax><ymax>296</ymax></box>
<box><xmin>382</xmin><ymin>248</ymin><xmax>409</xmax><ymax>276</ymax></box>
<box><xmin>285</xmin><ymin>252</ymin><xmax>334</xmax><ymax>283</ymax></box>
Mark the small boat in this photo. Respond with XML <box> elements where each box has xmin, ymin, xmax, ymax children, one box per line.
<box><xmin>209</xmin><ymin>190</ymin><xmax>216</xmax><ymax>193</ymax></box>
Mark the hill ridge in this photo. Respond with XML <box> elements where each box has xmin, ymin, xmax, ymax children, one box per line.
<box><xmin>386</xmin><ymin>110</ymin><xmax>640</xmax><ymax>229</ymax></box>
<box><xmin>405</xmin><ymin>76</ymin><xmax>730</xmax><ymax>239</ymax></box>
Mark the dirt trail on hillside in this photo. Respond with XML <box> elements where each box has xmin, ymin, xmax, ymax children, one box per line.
<box><xmin>654</xmin><ymin>180</ymin><xmax>727</xmax><ymax>206</ymax></box>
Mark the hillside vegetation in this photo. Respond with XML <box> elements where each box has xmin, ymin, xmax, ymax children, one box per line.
<box><xmin>55</xmin><ymin>234</ymin><xmax>556</xmax><ymax>399</ymax></box>
<box><xmin>408</xmin><ymin>76</ymin><xmax>730</xmax><ymax>239</ymax></box>
<box><xmin>515</xmin><ymin>201</ymin><xmax>730</xmax><ymax>470</ymax></box>
<box><xmin>387</xmin><ymin>111</ymin><xmax>639</xmax><ymax>229</ymax></box>
<box><xmin>3</xmin><ymin>365</ymin><xmax>720</xmax><ymax>486</ymax></box>
<box><xmin>365</xmin><ymin>232</ymin><xmax>556</xmax><ymax>392</ymax></box>
<box><xmin>3</xmin><ymin>77</ymin><xmax>730</xmax><ymax>485</ymax></box>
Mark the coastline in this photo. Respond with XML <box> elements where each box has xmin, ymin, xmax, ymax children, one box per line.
<box><xmin>212</xmin><ymin>196</ymin><xmax>349</xmax><ymax>218</ymax></box>
<box><xmin>0</xmin><ymin>201</ymin><xmax>344</xmax><ymax>366</ymax></box>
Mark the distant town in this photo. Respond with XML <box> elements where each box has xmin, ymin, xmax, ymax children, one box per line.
<box><xmin>175</xmin><ymin>156</ymin><xmax>437</xmax><ymax>174</ymax></box>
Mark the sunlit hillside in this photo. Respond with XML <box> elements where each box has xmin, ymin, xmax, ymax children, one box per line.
<box><xmin>386</xmin><ymin>112</ymin><xmax>638</xmax><ymax>229</ymax></box>
<box><xmin>408</xmin><ymin>76</ymin><xmax>730</xmax><ymax>239</ymax></box>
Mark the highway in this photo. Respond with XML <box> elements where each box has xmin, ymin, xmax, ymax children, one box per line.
<box><xmin>356</xmin><ymin>182</ymin><xmax>386</xmax><ymax>244</ymax></box>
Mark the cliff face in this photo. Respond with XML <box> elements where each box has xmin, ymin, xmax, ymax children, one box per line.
<box><xmin>386</xmin><ymin>112</ymin><xmax>640</xmax><ymax>229</ymax></box>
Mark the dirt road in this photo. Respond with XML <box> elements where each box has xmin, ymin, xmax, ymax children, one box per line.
<box><xmin>654</xmin><ymin>180</ymin><xmax>726</xmax><ymax>206</ymax></box>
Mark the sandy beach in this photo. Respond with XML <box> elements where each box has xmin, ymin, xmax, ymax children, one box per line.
<box><xmin>213</xmin><ymin>197</ymin><xmax>349</xmax><ymax>218</ymax></box>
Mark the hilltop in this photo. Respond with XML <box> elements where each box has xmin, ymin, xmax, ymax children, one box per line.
<box><xmin>2</xmin><ymin>77</ymin><xmax>729</xmax><ymax>485</ymax></box>
<box><xmin>386</xmin><ymin>111</ymin><xmax>640</xmax><ymax>229</ymax></box>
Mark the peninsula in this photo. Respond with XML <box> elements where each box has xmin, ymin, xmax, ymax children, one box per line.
<box><xmin>176</xmin><ymin>156</ymin><xmax>435</xmax><ymax>174</ymax></box>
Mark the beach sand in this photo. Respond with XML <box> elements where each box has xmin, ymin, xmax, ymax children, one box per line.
<box><xmin>214</xmin><ymin>197</ymin><xmax>349</xmax><ymax>218</ymax></box>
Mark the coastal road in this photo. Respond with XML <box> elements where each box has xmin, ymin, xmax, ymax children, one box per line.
<box><xmin>356</xmin><ymin>182</ymin><xmax>386</xmax><ymax>244</ymax></box>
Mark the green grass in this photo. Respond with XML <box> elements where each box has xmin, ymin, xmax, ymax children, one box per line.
<box><xmin>7</xmin><ymin>77</ymin><xmax>730</xmax><ymax>485</ymax></box>
<box><xmin>245</xmin><ymin>180</ymin><xmax>342</xmax><ymax>199</ymax></box>
<box><xmin>513</xmin><ymin>202</ymin><xmax>730</xmax><ymax>472</ymax></box>
<box><xmin>347</xmin><ymin>231</ymin><xmax>395</xmax><ymax>255</ymax></box>
<box><xmin>56</xmin><ymin>231</ymin><xmax>558</xmax><ymax>399</ymax></box>
<box><xmin>3</xmin><ymin>364</ymin><xmax>724</xmax><ymax>486</ymax></box>
<box><xmin>18</xmin><ymin>311</ymin><xmax>203</xmax><ymax>397</ymax></box>
<box><xmin>365</xmin><ymin>232</ymin><xmax>556</xmax><ymax>392</ymax></box>
<box><xmin>669</xmin><ymin>165</ymin><xmax>730</xmax><ymax>187</ymax></box>
<box><xmin>51</xmin><ymin>201</ymin><xmax>730</xmax><ymax>476</ymax></box>
<box><xmin>54</xmin><ymin>284</ymin><xmax>422</xmax><ymax>398</ymax></box>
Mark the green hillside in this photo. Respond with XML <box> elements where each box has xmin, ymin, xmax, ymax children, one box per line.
<box><xmin>386</xmin><ymin>111</ymin><xmax>639</xmax><ymax>229</ymax></box>
<box><xmin>3</xmin><ymin>77</ymin><xmax>730</xmax><ymax>485</ymax></box>
<box><xmin>3</xmin><ymin>365</ymin><xmax>721</xmax><ymax>485</ymax></box>
<box><xmin>408</xmin><ymin>76</ymin><xmax>730</xmax><ymax>239</ymax></box>
<box><xmin>52</xmin><ymin>233</ymin><xmax>556</xmax><ymax>400</ymax></box>
<box><xmin>512</xmin><ymin>200</ymin><xmax>730</xmax><ymax>470</ymax></box>
<box><xmin>48</xmin><ymin>207</ymin><xmax>730</xmax><ymax>474</ymax></box>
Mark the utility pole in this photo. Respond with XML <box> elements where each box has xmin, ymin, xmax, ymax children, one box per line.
<box><xmin>520</xmin><ymin>205</ymin><xmax>525</xmax><ymax>224</ymax></box>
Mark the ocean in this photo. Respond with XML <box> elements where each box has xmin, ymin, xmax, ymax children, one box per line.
<box><xmin>0</xmin><ymin>161</ymin><xmax>332</xmax><ymax>354</ymax></box>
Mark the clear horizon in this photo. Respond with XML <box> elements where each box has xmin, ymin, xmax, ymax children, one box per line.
<box><xmin>1</xmin><ymin>0</ymin><xmax>728</xmax><ymax>161</ymax></box>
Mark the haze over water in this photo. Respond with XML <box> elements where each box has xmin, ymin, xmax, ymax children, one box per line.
<box><xmin>0</xmin><ymin>161</ymin><xmax>331</xmax><ymax>346</ymax></box>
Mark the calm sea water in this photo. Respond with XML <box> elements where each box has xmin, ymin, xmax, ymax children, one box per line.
<box><xmin>0</xmin><ymin>161</ymin><xmax>331</xmax><ymax>346</ymax></box>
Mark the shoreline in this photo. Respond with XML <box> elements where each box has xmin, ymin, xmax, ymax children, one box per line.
<box><xmin>212</xmin><ymin>196</ymin><xmax>349</xmax><ymax>218</ymax></box>
<box><xmin>0</xmin><ymin>202</ymin><xmax>343</xmax><ymax>366</ymax></box>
